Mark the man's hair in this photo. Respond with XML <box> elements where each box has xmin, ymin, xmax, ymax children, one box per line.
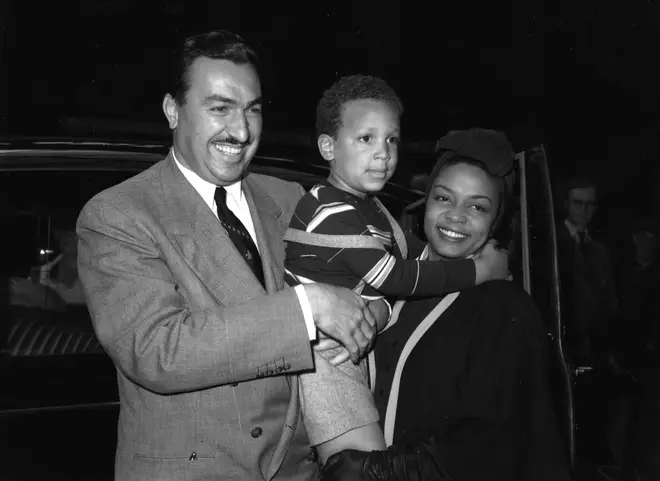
<box><xmin>564</xmin><ymin>176</ymin><xmax>599</xmax><ymax>202</ymax></box>
<box><xmin>172</xmin><ymin>30</ymin><xmax>261</xmax><ymax>105</ymax></box>
<box><xmin>316</xmin><ymin>74</ymin><xmax>403</xmax><ymax>139</ymax></box>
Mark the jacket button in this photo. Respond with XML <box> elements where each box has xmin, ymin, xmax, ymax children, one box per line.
<box><xmin>251</xmin><ymin>426</ymin><xmax>263</xmax><ymax>438</ymax></box>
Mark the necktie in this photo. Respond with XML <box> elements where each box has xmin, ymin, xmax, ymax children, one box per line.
<box><xmin>577</xmin><ymin>231</ymin><xmax>588</xmax><ymax>255</ymax></box>
<box><xmin>214</xmin><ymin>187</ymin><xmax>265</xmax><ymax>287</ymax></box>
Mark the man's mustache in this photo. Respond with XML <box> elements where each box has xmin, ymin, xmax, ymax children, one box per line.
<box><xmin>212</xmin><ymin>137</ymin><xmax>249</xmax><ymax>147</ymax></box>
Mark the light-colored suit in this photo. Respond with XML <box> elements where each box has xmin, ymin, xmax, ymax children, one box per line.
<box><xmin>77</xmin><ymin>153</ymin><xmax>318</xmax><ymax>480</ymax></box>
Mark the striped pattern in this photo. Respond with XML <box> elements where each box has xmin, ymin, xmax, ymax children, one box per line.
<box><xmin>285</xmin><ymin>183</ymin><xmax>409</xmax><ymax>300</ymax></box>
<box><xmin>362</xmin><ymin>252</ymin><xmax>397</xmax><ymax>290</ymax></box>
<box><xmin>366</xmin><ymin>224</ymin><xmax>393</xmax><ymax>247</ymax></box>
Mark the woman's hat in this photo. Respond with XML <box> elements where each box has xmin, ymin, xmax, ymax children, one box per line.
<box><xmin>429</xmin><ymin>128</ymin><xmax>516</xmax><ymax>232</ymax></box>
<box><xmin>432</xmin><ymin>128</ymin><xmax>515</xmax><ymax>178</ymax></box>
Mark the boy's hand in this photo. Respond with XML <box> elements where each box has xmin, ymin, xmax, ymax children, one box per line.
<box><xmin>473</xmin><ymin>240</ymin><xmax>509</xmax><ymax>285</ymax></box>
<box><xmin>368</xmin><ymin>298</ymin><xmax>391</xmax><ymax>332</ymax></box>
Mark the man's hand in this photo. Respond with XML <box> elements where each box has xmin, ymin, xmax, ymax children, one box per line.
<box><xmin>315</xmin><ymin>298</ymin><xmax>389</xmax><ymax>366</ymax></box>
<box><xmin>304</xmin><ymin>284</ymin><xmax>376</xmax><ymax>364</ymax></box>
<box><xmin>473</xmin><ymin>240</ymin><xmax>509</xmax><ymax>285</ymax></box>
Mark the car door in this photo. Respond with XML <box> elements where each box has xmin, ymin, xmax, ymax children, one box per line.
<box><xmin>0</xmin><ymin>167</ymin><xmax>133</xmax><ymax>481</ymax></box>
<box><xmin>519</xmin><ymin>145</ymin><xmax>576</xmax><ymax>467</ymax></box>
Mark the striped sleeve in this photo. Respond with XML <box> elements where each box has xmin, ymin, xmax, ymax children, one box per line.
<box><xmin>307</xmin><ymin>202</ymin><xmax>475</xmax><ymax>297</ymax></box>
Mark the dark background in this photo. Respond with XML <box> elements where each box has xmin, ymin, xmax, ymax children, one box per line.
<box><xmin>1</xmin><ymin>0</ymin><xmax>659</xmax><ymax>189</ymax></box>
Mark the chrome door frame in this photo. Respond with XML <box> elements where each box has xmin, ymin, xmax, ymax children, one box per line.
<box><xmin>519</xmin><ymin>145</ymin><xmax>576</xmax><ymax>467</ymax></box>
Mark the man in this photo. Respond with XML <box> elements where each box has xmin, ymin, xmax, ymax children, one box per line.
<box><xmin>556</xmin><ymin>177</ymin><xmax>618</xmax><ymax>473</ymax></box>
<box><xmin>612</xmin><ymin>216</ymin><xmax>660</xmax><ymax>478</ymax></box>
<box><xmin>556</xmin><ymin>177</ymin><xmax>617</xmax><ymax>364</ymax></box>
<box><xmin>77</xmin><ymin>30</ymin><xmax>382</xmax><ymax>481</ymax></box>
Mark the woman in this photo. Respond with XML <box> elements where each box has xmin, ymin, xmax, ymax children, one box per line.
<box><xmin>321</xmin><ymin>128</ymin><xmax>571</xmax><ymax>480</ymax></box>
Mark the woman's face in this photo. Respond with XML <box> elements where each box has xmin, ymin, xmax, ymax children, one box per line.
<box><xmin>424</xmin><ymin>162</ymin><xmax>499</xmax><ymax>260</ymax></box>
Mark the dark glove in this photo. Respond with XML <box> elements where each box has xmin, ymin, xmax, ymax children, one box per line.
<box><xmin>320</xmin><ymin>439</ymin><xmax>453</xmax><ymax>481</ymax></box>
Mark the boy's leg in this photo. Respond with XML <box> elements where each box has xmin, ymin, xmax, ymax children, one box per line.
<box><xmin>299</xmin><ymin>348</ymin><xmax>384</xmax><ymax>464</ymax></box>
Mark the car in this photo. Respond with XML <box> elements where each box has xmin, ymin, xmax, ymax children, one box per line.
<box><xmin>0</xmin><ymin>137</ymin><xmax>575</xmax><ymax>480</ymax></box>
<box><xmin>0</xmin><ymin>137</ymin><xmax>427</xmax><ymax>480</ymax></box>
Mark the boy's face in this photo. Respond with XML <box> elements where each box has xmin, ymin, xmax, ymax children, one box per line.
<box><xmin>321</xmin><ymin>99</ymin><xmax>400</xmax><ymax>197</ymax></box>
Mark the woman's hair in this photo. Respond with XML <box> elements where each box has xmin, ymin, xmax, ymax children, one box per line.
<box><xmin>427</xmin><ymin>154</ymin><xmax>514</xmax><ymax>235</ymax></box>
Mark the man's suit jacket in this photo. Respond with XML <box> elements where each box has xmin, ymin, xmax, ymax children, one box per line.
<box><xmin>556</xmin><ymin>223</ymin><xmax>618</xmax><ymax>336</ymax></box>
<box><xmin>77</xmin><ymin>153</ymin><xmax>318</xmax><ymax>481</ymax></box>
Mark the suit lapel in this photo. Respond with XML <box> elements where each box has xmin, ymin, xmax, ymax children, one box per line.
<box><xmin>159</xmin><ymin>159</ymin><xmax>303</xmax><ymax>476</ymax></box>
<box><xmin>160</xmin><ymin>156</ymin><xmax>266</xmax><ymax>306</ymax></box>
<box><xmin>243</xmin><ymin>177</ymin><xmax>304</xmax><ymax>479</ymax></box>
<box><xmin>243</xmin><ymin>176</ymin><xmax>286</xmax><ymax>293</ymax></box>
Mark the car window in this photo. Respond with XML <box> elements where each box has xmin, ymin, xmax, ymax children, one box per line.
<box><xmin>0</xmin><ymin>169</ymin><xmax>138</xmax><ymax>358</ymax></box>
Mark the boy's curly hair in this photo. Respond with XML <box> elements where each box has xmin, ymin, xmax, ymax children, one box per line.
<box><xmin>316</xmin><ymin>74</ymin><xmax>403</xmax><ymax>139</ymax></box>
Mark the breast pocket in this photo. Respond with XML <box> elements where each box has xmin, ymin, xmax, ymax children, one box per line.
<box><xmin>129</xmin><ymin>453</ymin><xmax>216</xmax><ymax>481</ymax></box>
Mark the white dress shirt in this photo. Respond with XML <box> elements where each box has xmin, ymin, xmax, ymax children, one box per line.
<box><xmin>172</xmin><ymin>150</ymin><xmax>316</xmax><ymax>340</ymax></box>
<box><xmin>564</xmin><ymin>219</ymin><xmax>591</xmax><ymax>243</ymax></box>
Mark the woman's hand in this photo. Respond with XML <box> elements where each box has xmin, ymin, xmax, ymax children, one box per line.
<box><xmin>320</xmin><ymin>440</ymin><xmax>453</xmax><ymax>481</ymax></box>
<box><xmin>473</xmin><ymin>241</ymin><xmax>509</xmax><ymax>285</ymax></box>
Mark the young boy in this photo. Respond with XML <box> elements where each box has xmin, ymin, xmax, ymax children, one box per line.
<box><xmin>284</xmin><ymin>75</ymin><xmax>507</xmax><ymax>463</ymax></box>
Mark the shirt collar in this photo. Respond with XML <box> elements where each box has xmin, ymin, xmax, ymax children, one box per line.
<box><xmin>564</xmin><ymin>219</ymin><xmax>590</xmax><ymax>240</ymax></box>
<box><xmin>171</xmin><ymin>148</ymin><xmax>244</xmax><ymax>209</ymax></box>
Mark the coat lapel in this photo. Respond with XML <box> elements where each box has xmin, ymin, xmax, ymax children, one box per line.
<box><xmin>158</xmin><ymin>158</ymin><xmax>303</xmax><ymax>477</ymax></box>
<box><xmin>243</xmin><ymin>177</ymin><xmax>304</xmax><ymax>479</ymax></box>
<box><xmin>243</xmin><ymin>176</ymin><xmax>286</xmax><ymax>294</ymax></box>
<box><xmin>160</xmin><ymin>155</ymin><xmax>266</xmax><ymax>306</ymax></box>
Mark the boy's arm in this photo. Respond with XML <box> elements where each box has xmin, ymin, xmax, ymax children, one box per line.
<box><xmin>403</xmin><ymin>231</ymin><xmax>427</xmax><ymax>259</ymax></box>
<box><xmin>337</xmin><ymin>234</ymin><xmax>476</xmax><ymax>298</ymax></box>
<box><xmin>290</xmin><ymin>206</ymin><xmax>476</xmax><ymax>297</ymax></box>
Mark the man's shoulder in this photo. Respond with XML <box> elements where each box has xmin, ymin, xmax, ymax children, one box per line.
<box><xmin>81</xmin><ymin>157</ymin><xmax>169</xmax><ymax>215</ymax></box>
<box><xmin>246</xmin><ymin>172</ymin><xmax>304</xmax><ymax>199</ymax></box>
<box><xmin>588</xmin><ymin>235</ymin><xmax>609</xmax><ymax>250</ymax></box>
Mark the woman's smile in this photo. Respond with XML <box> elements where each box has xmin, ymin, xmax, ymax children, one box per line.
<box><xmin>424</xmin><ymin>162</ymin><xmax>499</xmax><ymax>261</ymax></box>
<box><xmin>436</xmin><ymin>226</ymin><xmax>469</xmax><ymax>241</ymax></box>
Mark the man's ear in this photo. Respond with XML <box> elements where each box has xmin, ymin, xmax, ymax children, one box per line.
<box><xmin>317</xmin><ymin>134</ymin><xmax>335</xmax><ymax>162</ymax></box>
<box><xmin>163</xmin><ymin>94</ymin><xmax>179</xmax><ymax>130</ymax></box>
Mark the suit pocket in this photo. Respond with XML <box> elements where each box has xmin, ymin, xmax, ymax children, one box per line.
<box><xmin>129</xmin><ymin>454</ymin><xmax>215</xmax><ymax>481</ymax></box>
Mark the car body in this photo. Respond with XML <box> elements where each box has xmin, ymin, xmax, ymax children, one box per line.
<box><xmin>0</xmin><ymin>138</ymin><xmax>574</xmax><ymax>480</ymax></box>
